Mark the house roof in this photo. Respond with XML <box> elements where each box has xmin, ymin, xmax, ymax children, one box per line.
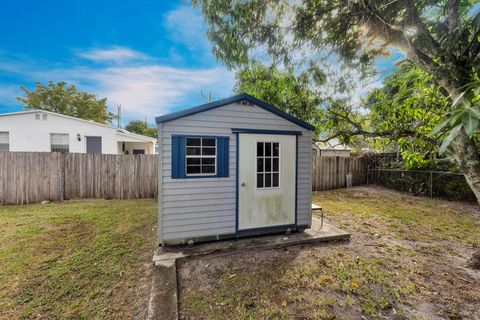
<box><xmin>155</xmin><ymin>93</ymin><xmax>316</xmax><ymax>131</ymax></box>
<box><xmin>0</xmin><ymin>109</ymin><xmax>157</xmax><ymax>142</ymax></box>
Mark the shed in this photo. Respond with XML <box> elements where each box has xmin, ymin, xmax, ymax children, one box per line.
<box><xmin>155</xmin><ymin>94</ymin><xmax>315</xmax><ymax>246</ymax></box>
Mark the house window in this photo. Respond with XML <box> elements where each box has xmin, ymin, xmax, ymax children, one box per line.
<box><xmin>185</xmin><ymin>137</ymin><xmax>216</xmax><ymax>175</ymax></box>
<box><xmin>50</xmin><ymin>133</ymin><xmax>69</xmax><ymax>153</ymax></box>
<box><xmin>0</xmin><ymin>132</ymin><xmax>9</xmax><ymax>151</ymax></box>
<box><xmin>171</xmin><ymin>135</ymin><xmax>229</xmax><ymax>179</ymax></box>
<box><xmin>256</xmin><ymin>142</ymin><xmax>280</xmax><ymax>188</ymax></box>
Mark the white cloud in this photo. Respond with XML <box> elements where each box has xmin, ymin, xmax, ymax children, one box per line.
<box><xmin>76</xmin><ymin>46</ymin><xmax>150</xmax><ymax>64</ymax></box>
<box><xmin>164</xmin><ymin>5</ymin><xmax>212</xmax><ymax>56</ymax></box>
<box><xmin>0</xmin><ymin>85</ymin><xmax>21</xmax><ymax>106</ymax></box>
<box><xmin>0</xmin><ymin>48</ymin><xmax>235</xmax><ymax>123</ymax></box>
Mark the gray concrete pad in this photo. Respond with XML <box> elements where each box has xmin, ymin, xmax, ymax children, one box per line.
<box><xmin>147</xmin><ymin>259</ymin><xmax>178</xmax><ymax>320</ymax></box>
<box><xmin>148</xmin><ymin>217</ymin><xmax>350</xmax><ymax>319</ymax></box>
<box><xmin>153</xmin><ymin>217</ymin><xmax>349</xmax><ymax>265</ymax></box>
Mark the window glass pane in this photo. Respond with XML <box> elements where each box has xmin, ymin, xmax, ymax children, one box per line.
<box><xmin>202</xmin><ymin>165</ymin><xmax>215</xmax><ymax>174</ymax></box>
<box><xmin>273</xmin><ymin>173</ymin><xmax>279</xmax><ymax>187</ymax></box>
<box><xmin>265</xmin><ymin>142</ymin><xmax>272</xmax><ymax>156</ymax></box>
<box><xmin>187</xmin><ymin>158</ymin><xmax>200</xmax><ymax>165</ymax></box>
<box><xmin>257</xmin><ymin>173</ymin><xmax>264</xmax><ymax>188</ymax></box>
<box><xmin>50</xmin><ymin>133</ymin><xmax>68</xmax><ymax>145</ymax></box>
<box><xmin>186</xmin><ymin>138</ymin><xmax>201</xmax><ymax>146</ymax></box>
<box><xmin>257</xmin><ymin>158</ymin><xmax>264</xmax><ymax>173</ymax></box>
<box><xmin>202</xmin><ymin>147</ymin><xmax>216</xmax><ymax>156</ymax></box>
<box><xmin>257</xmin><ymin>142</ymin><xmax>264</xmax><ymax>156</ymax></box>
<box><xmin>186</xmin><ymin>147</ymin><xmax>200</xmax><ymax>155</ymax></box>
<box><xmin>51</xmin><ymin>145</ymin><xmax>69</xmax><ymax>153</ymax></box>
<box><xmin>186</xmin><ymin>165</ymin><xmax>200</xmax><ymax>174</ymax></box>
<box><xmin>0</xmin><ymin>144</ymin><xmax>8</xmax><ymax>151</ymax></box>
<box><xmin>0</xmin><ymin>132</ymin><xmax>8</xmax><ymax>144</ymax></box>
<box><xmin>273</xmin><ymin>143</ymin><xmax>279</xmax><ymax>156</ymax></box>
<box><xmin>202</xmin><ymin>138</ymin><xmax>216</xmax><ymax>146</ymax></box>
<box><xmin>201</xmin><ymin>158</ymin><xmax>215</xmax><ymax>165</ymax></box>
<box><xmin>185</xmin><ymin>136</ymin><xmax>217</xmax><ymax>176</ymax></box>
<box><xmin>265</xmin><ymin>173</ymin><xmax>272</xmax><ymax>188</ymax></box>
<box><xmin>273</xmin><ymin>158</ymin><xmax>279</xmax><ymax>171</ymax></box>
<box><xmin>265</xmin><ymin>157</ymin><xmax>271</xmax><ymax>172</ymax></box>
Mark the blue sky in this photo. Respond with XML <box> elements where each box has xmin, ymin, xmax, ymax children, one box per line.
<box><xmin>0</xmin><ymin>1</ymin><xmax>235</xmax><ymax>125</ymax></box>
<box><xmin>0</xmin><ymin>1</ymin><xmax>402</xmax><ymax>126</ymax></box>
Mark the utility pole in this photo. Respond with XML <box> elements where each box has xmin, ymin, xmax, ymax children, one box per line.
<box><xmin>117</xmin><ymin>104</ymin><xmax>122</xmax><ymax>128</ymax></box>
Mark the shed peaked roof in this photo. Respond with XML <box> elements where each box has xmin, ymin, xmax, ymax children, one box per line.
<box><xmin>155</xmin><ymin>93</ymin><xmax>316</xmax><ymax>131</ymax></box>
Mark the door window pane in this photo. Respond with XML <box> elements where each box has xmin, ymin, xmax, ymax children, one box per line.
<box><xmin>256</xmin><ymin>141</ymin><xmax>280</xmax><ymax>188</ymax></box>
<box><xmin>265</xmin><ymin>142</ymin><xmax>272</xmax><ymax>156</ymax></box>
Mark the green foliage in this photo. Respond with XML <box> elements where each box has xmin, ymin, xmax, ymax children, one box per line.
<box><xmin>366</xmin><ymin>63</ymin><xmax>450</xmax><ymax>168</ymax></box>
<box><xmin>16</xmin><ymin>81</ymin><xmax>115</xmax><ymax>124</ymax></box>
<box><xmin>429</xmin><ymin>79</ymin><xmax>480</xmax><ymax>153</ymax></box>
<box><xmin>234</xmin><ymin>61</ymin><xmax>324</xmax><ymax>134</ymax></box>
<box><xmin>196</xmin><ymin>0</ymin><xmax>480</xmax><ymax>174</ymax></box>
<box><xmin>125</xmin><ymin>120</ymin><xmax>157</xmax><ymax>138</ymax></box>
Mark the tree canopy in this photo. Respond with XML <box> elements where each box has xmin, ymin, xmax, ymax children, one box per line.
<box><xmin>16</xmin><ymin>81</ymin><xmax>115</xmax><ymax>124</ymax></box>
<box><xmin>125</xmin><ymin>120</ymin><xmax>157</xmax><ymax>138</ymax></box>
<box><xmin>195</xmin><ymin>0</ymin><xmax>480</xmax><ymax>201</ymax></box>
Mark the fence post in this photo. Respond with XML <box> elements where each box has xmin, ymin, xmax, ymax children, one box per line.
<box><xmin>57</xmin><ymin>170</ymin><xmax>64</xmax><ymax>202</ymax></box>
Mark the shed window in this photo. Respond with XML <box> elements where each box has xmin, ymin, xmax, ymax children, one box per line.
<box><xmin>171</xmin><ymin>136</ymin><xmax>229</xmax><ymax>179</ymax></box>
<box><xmin>256</xmin><ymin>142</ymin><xmax>280</xmax><ymax>188</ymax></box>
<box><xmin>50</xmin><ymin>133</ymin><xmax>69</xmax><ymax>153</ymax></box>
<box><xmin>186</xmin><ymin>138</ymin><xmax>216</xmax><ymax>175</ymax></box>
<box><xmin>0</xmin><ymin>132</ymin><xmax>9</xmax><ymax>151</ymax></box>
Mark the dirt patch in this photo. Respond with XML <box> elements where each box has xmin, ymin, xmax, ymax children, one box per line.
<box><xmin>178</xmin><ymin>186</ymin><xmax>480</xmax><ymax>320</ymax></box>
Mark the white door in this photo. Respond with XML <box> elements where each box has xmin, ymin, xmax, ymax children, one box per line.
<box><xmin>238</xmin><ymin>134</ymin><xmax>296</xmax><ymax>230</ymax></box>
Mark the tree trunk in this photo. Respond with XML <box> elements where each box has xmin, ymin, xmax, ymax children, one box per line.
<box><xmin>450</xmin><ymin>130</ymin><xmax>480</xmax><ymax>202</ymax></box>
<box><xmin>443</xmin><ymin>86</ymin><xmax>480</xmax><ymax>269</ymax></box>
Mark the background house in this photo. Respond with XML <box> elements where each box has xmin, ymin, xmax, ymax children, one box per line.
<box><xmin>0</xmin><ymin>110</ymin><xmax>156</xmax><ymax>154</ymax></box>
<box><xmin>313</xmin><ymin>138</ymin><xmax>351</xmax><ymax>157</ymax></box>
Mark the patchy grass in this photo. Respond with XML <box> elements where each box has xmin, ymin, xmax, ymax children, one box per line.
<box><xmin>0</xmin><ymin>199</ymin><xmax>157</xmax><ymax>319</ymax></box>
<box><xmin>179</xmin><ymin>186</ymin><xmax>480</xmax><ymax>320</ymax></box>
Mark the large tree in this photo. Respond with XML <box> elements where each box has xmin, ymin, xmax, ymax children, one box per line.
<box><xmin>125</xmin><ymin>120</ymin><xmax>158</xmax><ymax>138</ymax></box>
<box><xmin>16</xmin><ymin>81</ymin><xmax>115</xmax><ymax>124</ymax></box>
<box><xmin>329</xmin><ymin>63</ymin><xmax>452</xmax><ymax>168</ymax></box>
<box><xmin>195</xmin><ymin>0</ymin><xmax>480</xmax><ymax>266</ymax></box>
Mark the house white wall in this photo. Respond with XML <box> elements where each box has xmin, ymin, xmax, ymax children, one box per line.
<box><xmin>0</xmin><ymin>111</ymin><xmax>156</xmax><ymax>154</ymax></box>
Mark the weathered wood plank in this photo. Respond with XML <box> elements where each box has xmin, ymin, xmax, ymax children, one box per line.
<box><xmin>0</xmin><ymin>152</ymin><xmax>157</xmax><ymax>204</ymax></box>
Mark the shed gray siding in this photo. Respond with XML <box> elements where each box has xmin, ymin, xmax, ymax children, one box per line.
<box><xmin>158</xmin><ymin>102</ymin><xmax>312</xmax><ymax>243</ymax></box>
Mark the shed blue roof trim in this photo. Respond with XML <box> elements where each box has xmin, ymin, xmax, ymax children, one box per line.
<box><xmin>155</xmin><ymin>93</ymin><xmax>316</xmax><ymax>131</ymax></box>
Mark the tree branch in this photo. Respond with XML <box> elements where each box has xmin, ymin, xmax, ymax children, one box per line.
<box><xmin>403</xmin><ymin>0</ymin><xmax>442</xmax><ymax>57</ymax></box>
<box><xmin>447</xmin><ymin>0</ymin><xmax>460</xmax><ymax>32</ymax></box>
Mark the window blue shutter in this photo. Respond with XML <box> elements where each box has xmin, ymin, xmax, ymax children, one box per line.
<box><xmin>171</xmin><ymin>136</ymin><xmax>186</xmax><ymax>178</ymax></box>
<box><xmin>216</xmin><ymin>137</ymin><xmax>230</xmax><ymax>177</ymax></box>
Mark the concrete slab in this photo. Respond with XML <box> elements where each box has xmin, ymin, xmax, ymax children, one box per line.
<box><xmin>147</xmin><ymin>260</ymin><xmax>178</xmax><ymax>320</ymax></box>
<box><xmin>148</xmin><ymin>217</ymin><xmax>349</xmax><ymax>319</ymax></box>
<box><xmin>153</xmin><ymin>217</ymin><xmax>349</xmax><ymax>264</ymax></box>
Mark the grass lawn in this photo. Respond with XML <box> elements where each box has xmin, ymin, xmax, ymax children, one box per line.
<box><xmin>179</xmin><ymin>186</ymin><xmax>480</xmax><ymax>320</ymax></box>
<box><xmin>0</xmin><ymin>199</ymin><xmax>157</xmax><ymax>319</ymax></box>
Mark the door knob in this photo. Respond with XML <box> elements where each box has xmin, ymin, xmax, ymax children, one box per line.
<box><xmin>241</xmin><ymin>182</ymin><xmax>246</xmax><ymax>187</ymax></box>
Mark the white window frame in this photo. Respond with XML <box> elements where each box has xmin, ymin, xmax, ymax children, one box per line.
<box><xmin>255</xmin><ymin>141</ymin><xmax>281</xmax><ymax>189</ymax></box>
<box><xmin>0</xmin><ymin>132</ymin><xmax>9</xmax><ymax>152</ymax></box>
<box><xmin>50</xmin><ymin>133</ymin><xmax>70</xmax><ymax>153</ymax></box>
<box><xmin>185</xmin><ymin>137</ymin><xmax>217</xmax><ymax>176</ymax></box>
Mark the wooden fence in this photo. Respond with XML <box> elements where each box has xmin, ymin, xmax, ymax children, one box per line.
<box><xmin>0</xmin><ymin>152</ymin><xmax>157</xmax><ymax>205</ymax></box>
<box><xmin>312</xmin><ymin>156</ymin><xmax>368</xmax><ymax>191</ymax></box>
